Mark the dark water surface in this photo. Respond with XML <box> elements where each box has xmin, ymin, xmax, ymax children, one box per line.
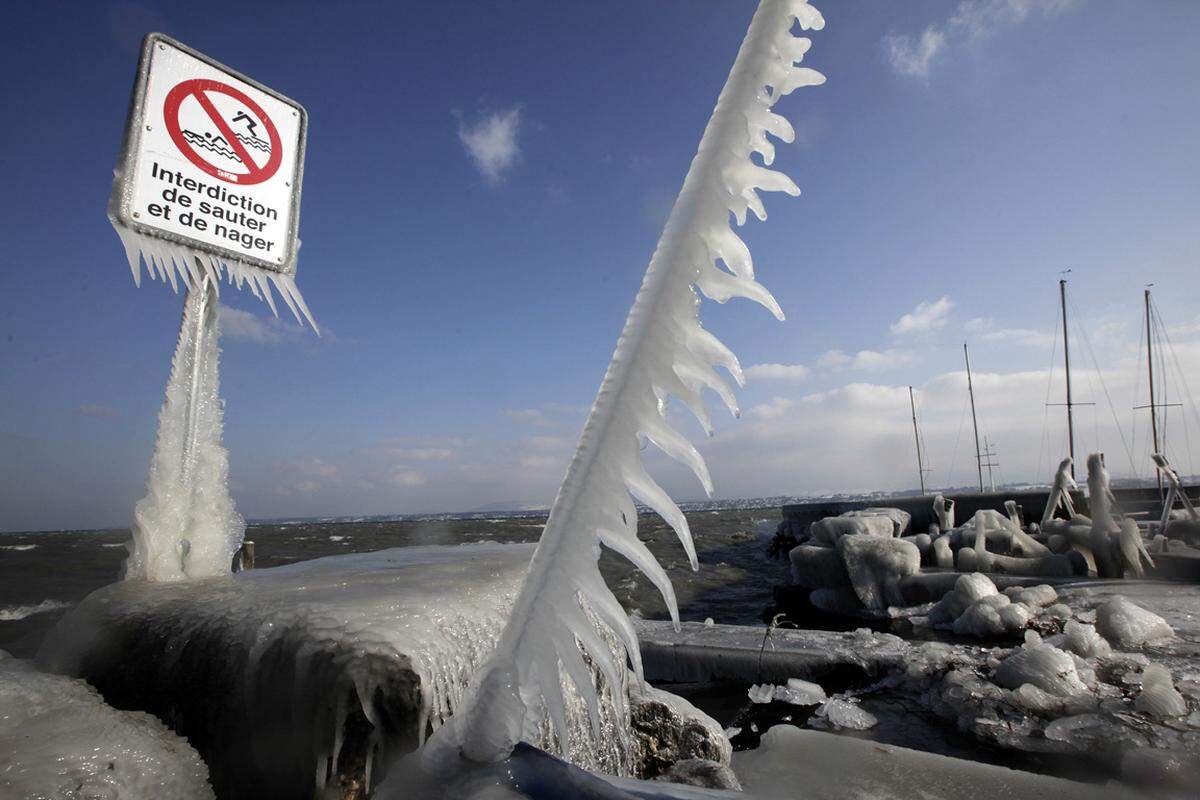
<box><xmin>0</xmin><ymin>509</ymin><xmax>786</xmax><ymax>658</ymax></box>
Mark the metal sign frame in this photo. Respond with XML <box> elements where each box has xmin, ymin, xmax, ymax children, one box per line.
<box><xmin>108</xmin><ymin>32</ymin><xmax>308</xmax><ymax>276</ymax></box>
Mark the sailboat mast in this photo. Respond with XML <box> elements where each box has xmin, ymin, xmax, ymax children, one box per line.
<box><xmin>964</xmin><ymin>343</ymin><xmax>984</xmax><ymax>492</ymax></box>
<box><xmin>1060</xmin><ymin>278</ymin><xmax>1076</xmax><ymax>478</ymax></box>
<box><xmin>1146</xmin><ymin>287</ymin><xmax>1162</xmax><ymax>492</ymax></box>
<box><xmin>909</xmin><ymin>385</ymin><xmax>926</xmax><ymax>495</ymax></box>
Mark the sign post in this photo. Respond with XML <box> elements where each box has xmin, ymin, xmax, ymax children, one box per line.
<box><xmin>111</xmin><ymin>34</ymin><xmax>314</xmax><ymax>581</ymax></box>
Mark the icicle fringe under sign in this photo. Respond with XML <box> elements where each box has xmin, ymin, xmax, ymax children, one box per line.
<box><xmin>108</xmin><ymin>33</ymin><xmax>315</xmax><ymax>330</ymax></box>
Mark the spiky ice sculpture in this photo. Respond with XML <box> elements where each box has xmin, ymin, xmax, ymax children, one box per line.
<box><xmin>436</xmin><ymin>0</ymin><xmax>826</xmax><ymax>764</ymax></box>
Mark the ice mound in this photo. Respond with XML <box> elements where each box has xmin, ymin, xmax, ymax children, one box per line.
<box><xmin>1058</xmin><ymin>620</ymin><xmax>1112</xmax><ymax>659</ymax></box>
<box><xmin>1134</xmin><ymin>664</ymin><xmax>1187</xmax><ymax>718</ymax></box>
<box><xmin>993</xmin><ymin>643</ymin><xmax>1089</xmax><ymax>697</ymax></box>
<box><xmin>1096</xmin><ymin>596</ymin><xmax>1175</xmax><ymax>647</ymax></box>
<box><xmin>836</xmin><ymin>534</ymin><xmax>920</xmax><ymax>610</ymax></box>
<box><xmin>38</xmin><ymin>543</ymin><xmax>541</xmax><ymax>797</ymax></box>
<box><xmin>1004</xmin><ymin>583</ymin><xmax>1059</xmax><ymax>609</ymax></box>
<box><xmin>0</xmin><ymin>651</ymin><xmax>214</xmax><ymax>800</ymax></box>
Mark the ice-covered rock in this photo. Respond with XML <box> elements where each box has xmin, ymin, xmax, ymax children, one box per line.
<box><xmin>811</xmin><ymin>698</ymin><xmax>876</xmax><ymax>730</ymax></box>
<box><xmin>1096</xmin><ymin>596</ymin><xmax>1175</xmax><ymax>647</ymax></box>
<box><xmin>901</xmin><ymin>532</ymin><xmax>933</xmax><ymax>564</ymax></box>
<box><xmin>841</xmin><ymin>507</ymin><xmax>910</xmax><ymax>536</ymax></box>
<box><xmin>787</xmin><ymin>544</ymin><xmax>850</xmax><ymax>589</ymax></box>
<box><xmin>808</xmin><ymin>514</ymin><xmax>892</xmax><ymax>545</ymax></box>
<box><xmin>629</xmin><ymin>683</ymin><xmax>731</xmax><ymax>780</ymax></box>
<box><xmin>1012</xmin><ymin>682</ymin><xmax>1065</xmax><ymax>716</ymax></box>
<box><xmin>952</xmin><ymin>594</ymin><xmax>1011</xmax><ymax>636</ymax></box>
<box><xmin>930</xmin><ymin>572</ymin><xmax>997</xmax><ymax>623</ymax></box>
<box><xmin>993</xmin><ymin>643</ymin><xmax>1090</xmax><ymax>697</ymax></box>
<box><xmin>835</xmin><ymin>534</ymin><xmax>920</xmax><ymax>610</ymax></box>
<box><xmin>1134</xmin><ymin>663</ymin><xmax>1187</xmax><ymax>718</ymax></box>
<box><xmin>1003</xmin><ymin>583</ymin><xmax>1058</xmax><ymax>609</ymax></box>
<box><xmin>656</xmin><ymin>759</ymin><xmax>742</xmax><ymax>791</ymax></box>
<box><xmin>0</xmin><ymin>652</ymin><xmax>214</xmax><ymax>800</ymax></box>
<box><xmin>1060</xmin><ymin>620</ymin><xmax>1111</xmax><ymax>659</ymax></box>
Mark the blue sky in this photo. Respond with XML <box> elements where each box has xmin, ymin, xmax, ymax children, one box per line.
<box><xmin>3</xmin><ymin>0</ymin><xmax>1200</xmax><ymax>532</ymax></box>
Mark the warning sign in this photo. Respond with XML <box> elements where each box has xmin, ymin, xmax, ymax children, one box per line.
<box><xmin>109</xmin><ymin>34</ymin><xmax>306</xmax><ymax>274</ymax></box>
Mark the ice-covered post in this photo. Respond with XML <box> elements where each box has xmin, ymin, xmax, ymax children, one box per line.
<box><xmin>108</xmin><ymin>34</ymin><xmax>314</xmax><ymax>580</ymax></box>
<box><xmin>428</xmin><ymin>0</ymin><xmax>826</xmax><ymax>767</ymax></box>
<box><xmin>125</xmin><ymin>274</ymin><xmax>243</xmax><ymax>580</ymax></box>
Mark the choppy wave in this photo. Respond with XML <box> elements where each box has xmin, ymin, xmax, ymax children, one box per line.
<box><xmin>0</xmin><ymin>544</ymin><xmax>37</xmax><ymax>551</ymax></box>
<box><xmin>0</xmin><ymin>600</ymin><xmax>71</xmax><ymax>621</ymax></box>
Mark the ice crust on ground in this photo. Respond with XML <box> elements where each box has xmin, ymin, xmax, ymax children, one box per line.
<box><xmin>124</xmin><ymin>280</ymin><xmax>244</xmax><ymax>581</ymax></box>
<box><xmin>0</xmin><ymin>651</ymin><xmax>214</xmax><ymax>800</ymax></box>
<box><xmin>435</xmin><ymin>0</ymin><xmax>826</xmax><ymax>766</ymax></box>
<box><xmin>733</xmin><ymin>726</ymin><xmax>1140</xmax><ymax>800</ymax></box>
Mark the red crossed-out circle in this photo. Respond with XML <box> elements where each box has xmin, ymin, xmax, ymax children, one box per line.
<box><xmin>163</xmin><ymin>78</ymin><xmax>283</xmax><ymax>185</ymax></box>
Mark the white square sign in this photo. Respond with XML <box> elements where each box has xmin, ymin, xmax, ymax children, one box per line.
<box><xmin>109</xmin><ymin>33</ymin><xmax>306</xmax><ymax>274</ymax></box>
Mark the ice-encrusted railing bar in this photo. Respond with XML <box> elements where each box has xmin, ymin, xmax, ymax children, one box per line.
<box><xmin>432</xmin><ymin>0</ymin><xmax>825</xmax><ymax>765</ymax></box>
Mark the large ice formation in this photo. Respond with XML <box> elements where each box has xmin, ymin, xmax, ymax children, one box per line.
<box><xmin>40</xmin><ymin>544</ymin><xmax>543</xmax><ymax>797</ymax></box>
<box><xmin>124</xmin><ymin>279</ymin><xmax>245</xmax><ymax>581</ymax></box>
<box><xmin>1</xmin><ymin>651</ymin><xmax>214</xmax><ymax>800</ymax></box>
<box><xmin>431</xmin><ymin>0</ymin><xmax>827</xmax><ymax>767</ymax></box>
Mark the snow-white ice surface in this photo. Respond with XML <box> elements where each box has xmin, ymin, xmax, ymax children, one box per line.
<box><xmin>733</xmin><ymin>726</ymin><xmax>1141</xmax><ymax>800</ymax></box>
<box><xmin>437</xmin><ymin>0</ymin><xmax>827</xmax><ymax>766</ymax></box>
<box><xmin>0</xmin><ymin>651</ymin><xmax>214</xmax><ymax>800</ymax></box>
<box><xmin>124</xmin><ymin>280</ymin><xmax>244</xmax><ymax>581</ymax></box>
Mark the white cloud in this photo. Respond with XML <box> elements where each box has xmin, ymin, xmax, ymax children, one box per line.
<box><xmin>817</xmin><ymin>348</ymin><xmax>913</xmax><ymax>371</ymax></box>
<box><xmin>387</xmin><ymin>465</ymin><xmax>426</xmax><ymax>487</ymax></box>
<box><xmin>749</xmin><ymin>397</ymin><xmax>795</xmax><ymax>420</ymax></box>
<box><xmin>746</xmin><ymin>363</ymin><xmax>810</xmax><ymax>383</ymax></box>
<box><xmin>981</xmin><ymin>327</ymin><xmax>1055</xmax><ymax>348</ymax></box>
<box><xmin>883</xmin><ymin>27</ymin><xmax>946</xmax><ymax>79</ymax></box>
<box><xmin>891</xmin><ymin>296</ymin><xmax>953</xmax><ymax>336</ymax></box>
<box><xmin>458</xmin><ymin>106</ymin><xmax>522</xmax><ymax>184</ymax></box>
<box><xmin>382</xmin><ymin>447</ymin><xmax>455</xmax><ymax>461</ymax></box>
<box><xmin>884</xmin><ymin>0</ymin><xmax>1078</xmax><ymax>79</ymax></box>
<box><xmin>219</xmin><ymin>305</ymin><xmax>304</xmax><ymax>344</ymax></box>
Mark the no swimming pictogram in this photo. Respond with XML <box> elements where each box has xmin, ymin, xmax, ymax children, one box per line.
<box><xmin>163</xmin><ymin>79</ymin><xmax>283</xmax><ymax>185</ymax></box>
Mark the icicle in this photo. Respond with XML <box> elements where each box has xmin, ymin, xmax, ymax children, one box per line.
<box><xmin>429</xmin><ymin>0</ymin><xmax>826</xmax><ymax>767</ymax></box>
<box><xmin>112</xmin><ymin>225</ymin><xmax>316</xmax><ymax>330</ymax></box>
